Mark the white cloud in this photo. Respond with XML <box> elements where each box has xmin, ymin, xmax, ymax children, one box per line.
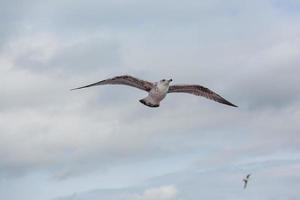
<box><xmin>131</xmin><ymin>185</ymin><xmax>178</xmax><ymax>200</ymax></box>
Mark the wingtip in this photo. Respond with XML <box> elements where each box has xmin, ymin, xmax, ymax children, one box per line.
<box><xmin>224</xmin><ymin>101</ymin><xmax>238</xmax><ymax>108</ymax></box>
<box><xmin>70</xmin><ymin>86</ymin><xmax>87</xmax><ymax>91</ymax></box>
<box><xmin>231</xmin><ymin>104</ymin><xmax>238</xmax><ymax>108</ymax></box>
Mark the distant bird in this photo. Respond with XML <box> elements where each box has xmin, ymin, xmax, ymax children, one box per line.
<box><xmin>71</xmin><ymin>75</ymin><xmax>237</xmax><ymax>108</ymax></box>
<box><xmin>243</xmin><ymin>174</ymin><xmax>251</xmax><ymax>189</ymax></box>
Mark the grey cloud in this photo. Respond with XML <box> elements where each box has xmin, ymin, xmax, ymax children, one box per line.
<box><xmin>25</xmin><ymin>0</ymin><xmax>240</xmax><ymax>30</ymax></box>
<box><xmin>2</xmin><ymin>33</ymin><xmax>121</xmax><ymax>75</ymax></box>
<box><xmin>1</xmin><ymin>32</ymin><xmax>300</xmax><ymax>177</ymax></box>
<box><xmin>0</xmin><ymin>0</ymin><xmax>54</xmax><ymax>49</ymax></box>
<box><xmin>1</xmin><ymin>1</ymin><xmax>300</xmax><ymax>200</ymax></box>
<box><xmin>55</xmin><ymin>155</ymin><xmax>300</xmax><ymax>200</ymax></box>
<box><xmin>231</xmin><ymin>38</ymin><xmax>300</xmax><ymax>109</ymax></box>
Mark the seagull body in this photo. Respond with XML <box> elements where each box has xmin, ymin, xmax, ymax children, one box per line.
<box><xmin>71</xmin><ymin>75</ymin><xmax>237</xmax><ymax>108</ymax></box>
<box><xmin>243</xmin><ymin>174</ymin><xmax>251</xmax><ymax>189</ymax></box>
<box><xmin>140</xmin><ymin>79</ymin><xmax>170</xmax><ymax>107</ymax></box>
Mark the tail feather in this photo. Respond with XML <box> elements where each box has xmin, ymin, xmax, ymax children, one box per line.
<box><xmin>139</xmin><ymin>97</ymin><xmax>159</xmax><ymax>108</ymax></box>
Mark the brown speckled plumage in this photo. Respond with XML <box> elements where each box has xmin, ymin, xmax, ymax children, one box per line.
<box><xmin>71</xmin><ymin>75</ymin><xmax>237</xmax><ymax>108</ymax></box>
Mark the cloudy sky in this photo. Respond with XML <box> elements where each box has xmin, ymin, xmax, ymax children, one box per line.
<box><xmin>1</xmin><ymin>0</ymin><xmax>300</xmax><ymax>199</ymax></box>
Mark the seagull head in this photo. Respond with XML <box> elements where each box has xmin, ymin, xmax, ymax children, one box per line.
<box><xmin>160</xmin><ymin>79</ymin><xmax>172</xmax><ymax>85</ymax></box>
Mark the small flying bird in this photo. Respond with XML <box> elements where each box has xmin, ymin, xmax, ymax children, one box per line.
<box><xmin>71</xmin><ymin>75</ymin><xmax>237</xmax><ymax>108</ymax></box>
<box><xmin>243</xmin><ymin>174</ymin><xmax>251</xmax><ymax>189</ymax></box>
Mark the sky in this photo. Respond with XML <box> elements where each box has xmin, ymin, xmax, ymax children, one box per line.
<box><xmin>1</xmin><ymin>0</ymin><xmax>300</xmax><ymax>199</ymax></box>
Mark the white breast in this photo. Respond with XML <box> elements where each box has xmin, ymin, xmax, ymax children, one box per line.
<box><xmin>148</xmin><ymin>84</ymin><xmax>169</xmax><ymax>103</ymax></box>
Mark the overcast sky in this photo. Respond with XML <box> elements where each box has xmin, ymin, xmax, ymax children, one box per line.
<box><xmin>1</xmin><ymin>0</ymin><xmax>300</xmax><ymax>200</ymax></box>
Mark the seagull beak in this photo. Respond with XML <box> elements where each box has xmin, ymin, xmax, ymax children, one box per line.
<box><xmin>168</xmin><ymin>79</ymin><xmax>173</xmax><ymax>82</ymax></box>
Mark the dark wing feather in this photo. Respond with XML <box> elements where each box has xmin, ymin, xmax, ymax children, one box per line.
<box><xmin>71</xmin><ymin>75</ymin><xmax>154</xmax><ymax>92</ymax></box>
<box><xmin>243</xmin><ymin>180</ymin><xmax>248</xmax><ymax>189</ymax></box>
<box><xmin>168</xmin><ymin>84</ymin><xmax>237</xmax><ymax>107</ymax></box>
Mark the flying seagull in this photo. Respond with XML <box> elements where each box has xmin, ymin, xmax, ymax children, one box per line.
<box><xmin>243</xmin><ymin>174</ymin><xmax>251</xmax><ymax>189</ymax></box>
<box><xmin>71</xmin><ymin>75</ymin><xmax>237</xmax><ymax>108</ymax></box>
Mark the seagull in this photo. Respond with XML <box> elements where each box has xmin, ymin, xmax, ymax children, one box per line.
<box><xmin>71</xmin><ymin>75</ymin><xmax>237</xmax><ymax>108</ymax></box>
<box><xmin>243</xmin><ymin>174</ymin><xmax>251</xmax><ymax>189</ymax></box>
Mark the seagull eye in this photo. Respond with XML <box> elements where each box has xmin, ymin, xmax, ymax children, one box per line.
<box><xmin>162</xmin><ymin>79</ymin><xmax>166</xmax><ymax>82</ymax></box>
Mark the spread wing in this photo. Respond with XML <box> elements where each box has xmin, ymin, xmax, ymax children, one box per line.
<box><xmin>168</xmin><ymin>84</ymin><xmax>237</xmax><ymax>107</ymax></box>
<box><xmin>71</xmin><ymin>75</ymin><xmax>154</xmax><ymax>92</ymax></box>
